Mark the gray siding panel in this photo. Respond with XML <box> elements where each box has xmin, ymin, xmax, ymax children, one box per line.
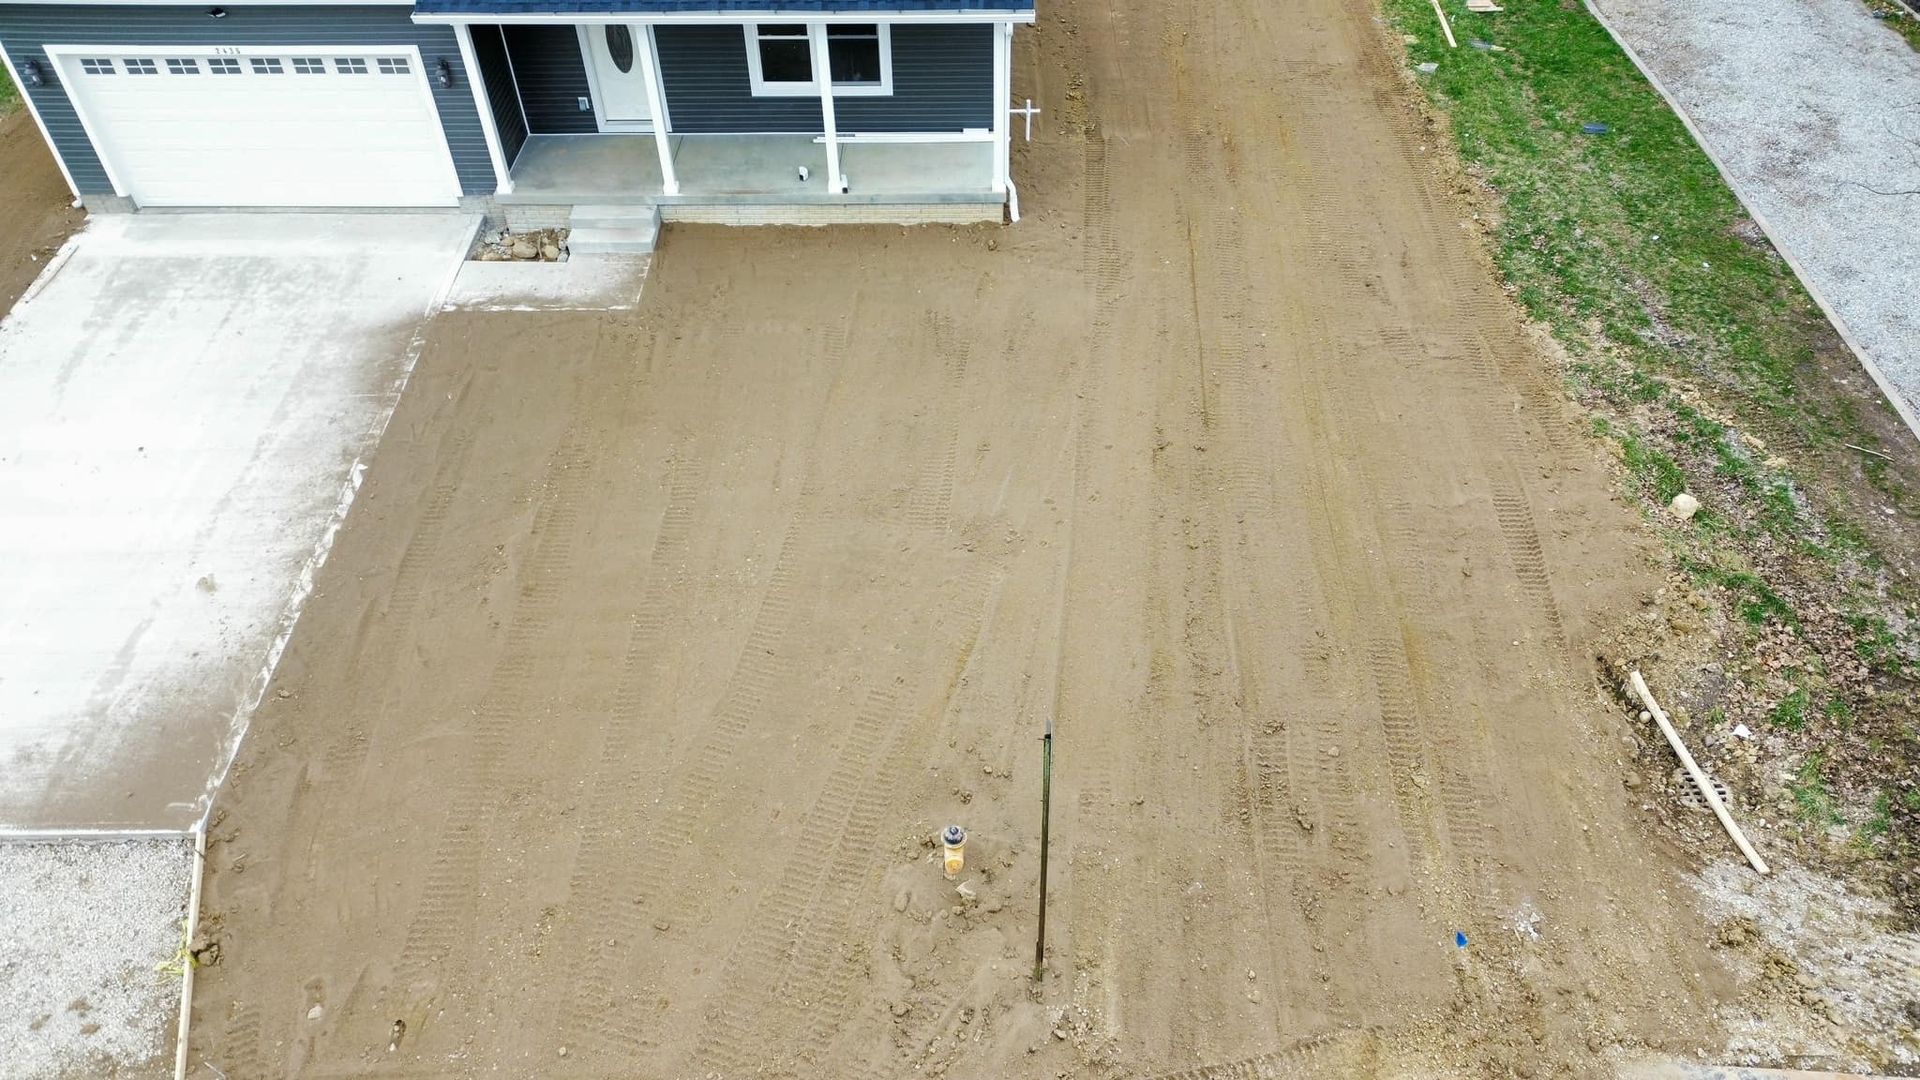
<box><xmin>656</xmin><ymin>23</ymin><xmax>990</xmax><ymax>135</ymax></box>
<box><xmin>655</xmin><ymin>25</ymin><xmax>818</xmax><ymax>133</ymax></box>
<box><xmin>501</xmin><ymin>24</ymin><xmax>594</xmax><ymax>134</ymax></box>
<box><xmin>0</xmin><ymin>4</ymin><xmax>494</xmax><ymax>197</ymax></box>
<box><xmin>473</xmin><ymin>24</ymin><xmax>527</xmax><ymax>165</ymax></box>
<box><xmin>839</xmin><ymin>25</ymin><xmax>992</xmax><ymax>132</ymax></box>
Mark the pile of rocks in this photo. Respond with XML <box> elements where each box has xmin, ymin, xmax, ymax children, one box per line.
<box><xmin>474</xmin><ymin>226</ymin><xmax>568</xmax><ymax>262</ymax></box>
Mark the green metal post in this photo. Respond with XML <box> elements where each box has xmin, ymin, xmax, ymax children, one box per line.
<box><xmin>1034</xmin><ymin>716</ymin><xmax>1053</xmax><ymax>980</ymax></box>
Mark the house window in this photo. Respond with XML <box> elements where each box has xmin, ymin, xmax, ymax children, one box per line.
<box><xmin>125</xmin><ymin>57</ymin><xmax>158</xmax><ymax>75</ymax></box>
<box><xmin>744</xmin><ymin>23</ymin><xmax>892</xmax><ymax>97</ymax></box>
<box><xmin>250</xmin><ymin>57</ymin><xmax>284</xmax><ymax>74</ymax></box>
<box><xmin>334</xmin><ymin>57</ymin><xmax>369</xmax><ymax>74</ymax></box>
<box><xmin>825</xmin><ymin>25</ymin><xmax>882</xmax><ymax>85</ymax></box>
<box><xmin>292</xmin><ymin>57</ymin><xmax>325</xmax><ymax>74</ymax></box>
<box><xmin>376</xmin><ymin>56</ymin><xmax>409</xmax><ymax>75</ymax></box>
<box><xmin>166</xmin><ymin>57</ymin><xmax>200</xmax><ymax>74</ymax></box>
<box><xmin>208</xmin><ymin>57</ymin><xmax>241</xmax><ymax>74</ymax></box>
<box><xmin>80</xmin><ymin>58</ymin><xmax>116</xmax><ymax>75</ymax></box>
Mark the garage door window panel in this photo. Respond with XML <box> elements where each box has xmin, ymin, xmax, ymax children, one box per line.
<box><xmin>126</xmin><ymin>58</ymin><xmax>157</xmax><ymax>75</ymax></box>
<box><xmin>208</xmin><ymin>58</ymin><xmax>240</xmax><ymax>75</ymax></box>
<box><xmin>166</xmin><ymin>58</ymin><xmax>199</xmax><ymax>74</ymax></box>
<box><xmin>250</xmin><ymin>57</ymin><xmax>283</xmax><ymax>74</ymax></box>
<box><xmin>81</xmin><ymin>58</ymin><xmax>116</xmax><ymax>75</ymax></box>
<box><xmin>292</xmin><ymin>57</ymin><xmax>324</xmax><ymax>74</ymax></box>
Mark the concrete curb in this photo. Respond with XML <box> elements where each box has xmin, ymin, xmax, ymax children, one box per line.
<box><xmin>1582</xmin><ymin>0</ymin><xmax>1920</xmax><ymax>449</ymax></box>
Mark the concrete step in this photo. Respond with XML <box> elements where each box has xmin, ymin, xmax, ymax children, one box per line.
<box><xmin>568</xmin><ymin>224</ymin><xmax>658</xmax><ymax>256</ymax></box>
<box><xmin>570</xmin><ymin>203</ymin><xmax>661</xmax><ymax>230</ymax></box>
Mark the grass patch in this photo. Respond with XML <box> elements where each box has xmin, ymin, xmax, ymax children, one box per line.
<box><xmin>0</xmin><ymin>65</ymin><xmax>14</xmax><ymax>115</ymax></box>
<box><xmin>1381</xmin><ymin>0</ymin><xmax>1920</xmax><ymax>910</ymax></box>
<box><xmin>1770</xmin><ymin>687</ymin><xmax>1812</xmax><ymax>731</ymax></box>
<box><xmin>1861</xmin><ymin>0</ymin><xmax>1920</xmax><ymax>50</ymax></box>
<box><xmin>1791</xmin><ymin>755</ymin><xmax>1844</xmax><ymax>829</ymax></box>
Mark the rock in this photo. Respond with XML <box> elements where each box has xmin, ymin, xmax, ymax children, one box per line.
<box><xmin>1670</xmin><ymin>492</ymin><xmax>1701</xmax><ymax>521</ymax></box>
<box><xmin>477</xmin><ymin>248</ymin><xmax>506</xmax><ymax>262</ymax></box>
<box><xmin>558</xmin><ymin>1046</ymin><xmax>569</xmax><ymax>1058</ymax></box>
<box><xmin>890</xmin><ymin>1000</ymin><xmax>912</xmax><ymax>1017</ymax></box>
<box><xmin>1052</xmin><ymin>1027</ymin><xmax>1070</xmax><ymax>1040</ymax></box>
<box><xmin>307</xmin><ymin>1005</ymin><xmax>324</xmax><ymax>1021</ymax></box>
<box><xmin>541</xmin><ymin>244</ymin><xmax>561</xmax><ymax>261</ymax></box>
<box><xmin>893</xmin><ymin>889</ymin><xmax>910</xmax><ymax>913</ymax></box>
<box><xmin>510</xmin><ymin>238</ymin><xmax>538</xmax><ymax>260</ymax></box>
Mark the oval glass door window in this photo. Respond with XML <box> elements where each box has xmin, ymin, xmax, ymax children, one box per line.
<box><xmin>605</xmin><ymin>25</ymin><xmax>635</xmax><ymax>73</ymax></box>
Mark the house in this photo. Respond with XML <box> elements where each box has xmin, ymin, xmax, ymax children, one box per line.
<box><xmin>0</xmin><ymin>0</ymin><xmax>1035</xmax><ymax>228</ymax></box>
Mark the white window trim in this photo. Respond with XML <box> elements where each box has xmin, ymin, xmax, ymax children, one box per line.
<box><xmin>743</xmin><ymin>22</ymin><xmax>891</xmax><ymax>98</ymax></box>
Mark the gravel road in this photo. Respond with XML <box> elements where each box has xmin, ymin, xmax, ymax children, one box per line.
<box><xmin>0</xmin><ymin>840</ymin><xmax>191</xmax><ymax>1079</ymax></box>
<box><xmin>1591</xmin><ymin>0</ymin><xmax>1920</xmax><ymax>439</ymax></box>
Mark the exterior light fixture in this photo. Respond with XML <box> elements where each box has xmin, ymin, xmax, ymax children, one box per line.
<box><xmin>435</xmin><ymin>57</ymin><xmax>453</xmax><ymax>89</ymax></box>
<box><xmin>207</xmin><ymin>6</ymin><xmax>227</xmax><ymax>16</ymax></box>
<box><xmin>20</xmin><ymin>59</ymin><xmax>43</xmax><ymax>87</ymax></box>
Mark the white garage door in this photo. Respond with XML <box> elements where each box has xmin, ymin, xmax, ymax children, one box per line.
<box><xmin>52</xmin><ymin>47</ymin><xmax>463</xmax><ymax>208</ymax></box>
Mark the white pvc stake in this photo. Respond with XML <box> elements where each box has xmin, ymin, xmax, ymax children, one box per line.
<box><xmin>174</xmin><ymin>823</ymin><xmax>208</xmax><ymax>1080</ymax></box>
<box><xmin>1430</xmin><ymin>0</ymin><xmax>1459</xmax><ymax>48</ymax></box>
<box><xmin>1630</xmin><ymin>671</ymin><xmax>1769</xmax><ymax>874</ymax></box>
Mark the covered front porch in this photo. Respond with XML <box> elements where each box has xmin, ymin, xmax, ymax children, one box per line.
<box><xmin>427</xmin><ymin>8</ymin><xmax>1032</xmax><ymax>223</ymax></box>
<box><xmin>504</xmin><ymin>133</ymin><xmax>997</xmax><ymax>203</ymax></box>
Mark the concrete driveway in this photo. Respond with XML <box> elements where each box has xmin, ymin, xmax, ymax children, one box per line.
<box><xmin>0</xmin><ymin>212</ymin><xmax>477</xmax><ymax>831</ymax></box>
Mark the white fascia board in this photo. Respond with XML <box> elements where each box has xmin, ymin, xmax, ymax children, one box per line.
<box><xmin>414</xmin><ymin>10</ymin><xmax>1036</xmax><ymax>25</ymax></box>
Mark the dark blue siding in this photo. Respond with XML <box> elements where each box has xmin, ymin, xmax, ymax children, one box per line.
<box><xmin>502</xmin><ymin>24</ymin><xmax>595</xmax><ymax>134</ymax></box>
<box><xmin>472</xmin><ymin>24</ymin><xmax>527</xmax><ymax>165</ymax></box>
<box><xmin>656</xmin><ymin>24</ymin><xmax>991</xmax><ymax>134</ymax></box>
<box><xmin>0</xmin><ymin>4</ymin><xmax>493</xmax><ymax>197</ymax></box>
<box><xmin>655</xmin><ymin>25</ymin><xmax>817</xmax><ymax>133</ymax></box>
<box><xmin>840</xmin><ymin>25</ymin><xmax>991</xmax><ymax>132</ymax></box>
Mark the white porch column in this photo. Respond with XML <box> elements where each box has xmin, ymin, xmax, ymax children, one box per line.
<box><xmin>453</xmin><ymin>23</ymin><xmax>514</xmax><ymax>195</ymax></box>
<box><xmin>991</xmin><ymin>21</ymin><xmax>1010</xmax><ymax>195</ymax></box>
<box><xmin>810</xmin><ymin>27</ymin><xmax>845</xmax><ymax>193</ymax></box>
<box><xmin>637</xmin><ymin>26</ymin><xmax>679</xmax><ymax>195</ymax></box>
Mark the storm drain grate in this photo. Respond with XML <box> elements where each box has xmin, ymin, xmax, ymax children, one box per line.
<box><xmin>1672</xmin><ymin>767</ymin><xmax>1732</xmax><ymax>812</ymax></box>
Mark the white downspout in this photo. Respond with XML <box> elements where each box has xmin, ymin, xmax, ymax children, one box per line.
<box><xmin>637</xmin><ymin>25</ymin><xmax>679</xmax><ymax>195</ymax></box>
<box><xmin>453</xmin><ymin>24</ymin><xmax>514</xmax><ymax>195</ymax></box>
<box><xmin>810</xmin><ymin>27</ymin><xmax>844</xmax><ymax>193</ymax></box>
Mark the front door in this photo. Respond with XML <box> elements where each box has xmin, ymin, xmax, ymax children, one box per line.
<box><xmin>584</xmin><ymin>23</ymin><xmax>653</xmax><ymax>129</ymax></box>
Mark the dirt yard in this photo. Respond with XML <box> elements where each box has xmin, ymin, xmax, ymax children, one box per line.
<box><xmin>188</xmin><ymin>0</ymin><xmax>1745</xmax><ymax>1073</ymax></box>
<box><xmin>0</xmin><ymin>109</ymin><xmax>83</xmax><ymax>312</ymax></box>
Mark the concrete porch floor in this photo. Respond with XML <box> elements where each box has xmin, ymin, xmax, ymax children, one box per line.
<box><xmin>505</xmin><ymin>133</ymin><xmax>997</xmax><ymax>203</ymax></box>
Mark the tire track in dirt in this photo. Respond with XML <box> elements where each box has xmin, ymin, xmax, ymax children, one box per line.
<box><xmin>1346</xmin><ymin>10</ymin><xmax>1577</xmax><ymax>660</ymax></box>
<box><xmin>554</xmin><ymin>453</ymin><xmax>706</xmax><ymax>1053</ymax></box>
<box><xmin>564</xmin><ymin>322</ymin><xmax>853</xmax><ymax>1057</ymax></box>
<box><xmin>905</xmin><ymin>312</ymin><xmax>971</xmax><ymax>533</ymax></box>
<box><xmin>695</xmin><ymin>555</ymin><xmax>1006</xmax><ymax>1077</ymax></box>
<box><xmin>565</xmin><ymin>511</ymin><xmax>811</xmax><ymax>1057</ymax></box>
<box><xmin>1148</xmin><ymin>1028</ymin><xmax>1384</xmax><ymax>1078</ymax></box>
<box><xmin>1276</xmin><ymin>90</ymin><xmax>1495</xmax><ymax>913</ymax></box>
<box><xmin>318</xmin><ymin>427</ymin><xmax>476</xmax><ymax>786</ymax></box>
<box><xmin>391</xmin><ymin>431</ymin><xmax>595</xmax><ymax>997</ymax></box>
<box><xmin>218</xmin><ymin>1003</ymin><xmax>267</xmax><ymax>1078</ymax></box>
<box><xmin>1173</xmin><ymin>120</ymin><xmax>1335</xmax><ymax>1007</ymax></box>
<box><xmin>1065</xmin><ymin>126</ymin><xmax>1129</xmax><ymax>1031</ymax></box>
